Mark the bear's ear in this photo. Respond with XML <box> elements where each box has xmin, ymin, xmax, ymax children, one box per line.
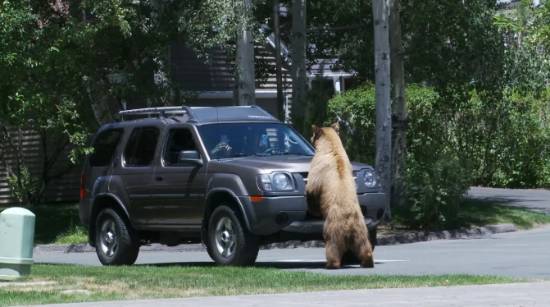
<box><xmin>312</xmin><ymin>125</ymin><xmax>322</xmax><ymax>135</ymax></box>
<box><xmin>331</xmin><ymin>122</ymin><xmax>340</xmax><ymax>133</ymax></box>
<box><xmin>310</xmin><ymin>125</ymin><xmax>323</xmax><ymax>144</ymax></box>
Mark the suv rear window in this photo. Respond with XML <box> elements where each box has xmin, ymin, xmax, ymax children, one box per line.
<box><xmin>123</xmin><ymin>127</ymin><xmax>159</xmax><ymax>167</ymax></box>
<box><xmin>90</xmin><ymin>129</ymin><xmax>123</xmax><ymax>167</ymax></box>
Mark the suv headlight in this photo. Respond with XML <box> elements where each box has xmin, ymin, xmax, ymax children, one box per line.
<box><xmin>258</xmin><ymin>172</ymin><xmax>295</xmax><ymax>192</ymax></box>
<box><xmin>363</xmin><ymin>169</ymin><xmax>378</xmax><ymax>188</ymax></box>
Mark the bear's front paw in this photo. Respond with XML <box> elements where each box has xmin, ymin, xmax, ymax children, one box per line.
<box><xmin>326</xmin><ymin>260</ymin><xmax>342</xmax><ymax>270</ymax></box>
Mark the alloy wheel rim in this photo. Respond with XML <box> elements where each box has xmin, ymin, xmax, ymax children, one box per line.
<box><xmin>215</xmin><ymin>216</ymin><xmax>236</xmax><ymax>258</ymax></box>
<box><xmin>99</xmin><ymin>218</ymin><xmax>118</xmax><ymax>257</ymax></box>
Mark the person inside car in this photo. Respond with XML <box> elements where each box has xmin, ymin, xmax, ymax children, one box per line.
<box><xmin>211</xmin><ymin>134</ymin><xmax>232</xmax><ymax>158</ymax></box>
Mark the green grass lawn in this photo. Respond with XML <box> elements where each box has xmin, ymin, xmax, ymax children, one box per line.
<box><xmin>0</xmin><ymin>264</ymin><xmax>517</xmax><ymax>306</ymax></box>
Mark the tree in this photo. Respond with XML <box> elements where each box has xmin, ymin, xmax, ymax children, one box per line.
<box><xmin>372</xmin><ymin>0</ymin><xmax>392</xmax><ymax>218</ymax></box>
<box><xmin>290</xmin><ymin>0</ymin><xmax>308</xmax><ymax>133</ymax></box>
<box><xmin>273</xmin><ymin>0</ymin><xmax>285</xmax><ymax>120</ymax></box>
<box><xmin>0</xmin><ymin>0</ymin><xmax>242</xmax><ymax>204</ymax></box>
<box><xmin>236</xmin><ymin>0</ymin><xmax>256</xmax><ymax>106</ymax></box>
<box><xmin>495</xmin><ymin>0</ymin><xmax>550</xmax><ymax>94</ymax></box>
<box><xmin>389</xmin><ymin>0</ymin><xmax>406</xmax><ymax>209</ymax></box>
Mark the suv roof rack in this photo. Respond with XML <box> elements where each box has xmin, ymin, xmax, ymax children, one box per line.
<box><xmin>119</xmin><ymin>106</ymin><xmax>194</xmax><ymax>121</ymax></box>
<box><xmin>118</xmin><ymin>105</ymin><xmax>278</xmax><ymax>123</ymax></box>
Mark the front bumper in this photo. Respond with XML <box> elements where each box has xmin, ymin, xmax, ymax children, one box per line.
<box><xmin>239</xmin><ymin>191</ymin><xmax>386</xmax><ymax>236</ymax></box>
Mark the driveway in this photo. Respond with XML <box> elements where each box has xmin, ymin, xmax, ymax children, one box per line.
<box><xmin>34</xmin><ymin>225</ymin><xmax>550</xmax><ymax>278</ymax></box>
<box><xmin>467</xmin><ymin>187</ymin><xmax>550</xmax><ymax>214</ymax></box>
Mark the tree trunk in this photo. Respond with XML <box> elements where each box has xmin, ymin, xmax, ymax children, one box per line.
<box><xmin>372</xmin><ymin>0</ymin><xmax>392</xmax><ymax>219</ymax></box>
<box><xmin>236</xmin><ymin>0</ymin><xmax>256</xmax><ymax>106</ymax></box>
<box><xmin>290</xmin><ymin>0</ymin><xmax>307</xmax><ymax>133</ymax></box>
<box><xmin>390</xmin><ymin>0</ymin><xmax>407</xmax><ymax>209</ymax></box>
<box><xmin>273</xmin><ymin>0</ymin><xmax>285</xmax><ymax>120</ymax></box>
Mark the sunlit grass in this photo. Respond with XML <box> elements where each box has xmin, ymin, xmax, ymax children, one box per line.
<box><xmin>0</xmin><ymin>264</ymin><xmax>518</xmax><ymax>306</ymax></box>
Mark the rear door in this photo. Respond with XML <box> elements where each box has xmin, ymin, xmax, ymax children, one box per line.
<box><xmin>149</xmin><ymin>127</ymin><xmax>207</xmax><ymax>226</ymax></box>
<box><xmin>118</xmin><ymin>126</ymin><xmax>161</xmax><ymax>226</ymax></box>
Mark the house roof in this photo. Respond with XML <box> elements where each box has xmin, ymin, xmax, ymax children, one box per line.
<box><xmin>308</xmin><ymin>58</ymin><xmax>355</xmax><ymax>78</ymax></box>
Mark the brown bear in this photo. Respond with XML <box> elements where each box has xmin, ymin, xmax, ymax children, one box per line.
<box><xmin>306</xmin><ymin>123</ymin><xmax>374</xmax><ymax>269</ymax></box>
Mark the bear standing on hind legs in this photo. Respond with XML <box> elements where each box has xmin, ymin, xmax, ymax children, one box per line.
<box><xmin>306</xmin><ymin>123</ymin><xmax>374</xmax><ymax>269</ymax></box>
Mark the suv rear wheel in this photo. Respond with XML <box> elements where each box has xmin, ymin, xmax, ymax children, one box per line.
<box><xmin>95</xmin><ymin>208</ymin><xmax>140</xmax><ymax>265</ymax></box>
<box><xmin>206</xmin><ymin>205</ymin><xmax>259</xmax><ymax>266</ymax></box>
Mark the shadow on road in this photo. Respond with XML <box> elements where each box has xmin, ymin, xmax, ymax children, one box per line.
<box><xmin>133</xmin><ymin>260</ymin><xmax>385</xmax><ymax>270</ymax></box>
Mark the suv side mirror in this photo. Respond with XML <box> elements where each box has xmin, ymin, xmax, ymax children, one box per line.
<box><xmin>178</xmin><ymin>150</ymin><xmax>203</xmax><ymax>166</ymax></box>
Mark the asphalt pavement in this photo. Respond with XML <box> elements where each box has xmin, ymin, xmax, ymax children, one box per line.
<box><xmin>34</xmin><ymin>225</ymin><xmax>550</xmax><ymax>278</ymax></box>
<box><xmin>467</xmin><ymin>187</ymin><xmax>550</xmax><ymax>214</ymax></box>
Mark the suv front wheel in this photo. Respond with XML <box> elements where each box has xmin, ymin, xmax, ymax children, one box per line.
<box><xmin>95</xmin><ymin>208</ymin><xmax>140</xmax><ymax>265</ymax></box>
<box><xmin>206</xmin><ymin>205</ymin><xmax>259</xmax><ymax>266</ymax></box>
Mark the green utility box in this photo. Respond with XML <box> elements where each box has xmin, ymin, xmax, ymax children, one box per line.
<box><xmin>0</xmin><ymin>207</ymin><xmax>35</xmax><ymax>280</ymax></box>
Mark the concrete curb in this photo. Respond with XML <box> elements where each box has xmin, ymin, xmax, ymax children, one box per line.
<box><xmin>34</xmin><ymin>223</ymin><xmax>517</xmax><ymax>254</ymax></box>
<box><xmin>263</xmin><ymin>223</ymin><xmax>518</xmax><ymax>249</ymax></box>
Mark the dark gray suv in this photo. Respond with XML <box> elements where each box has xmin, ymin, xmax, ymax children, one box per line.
<box><xmin>79</xmin><ymin>106</ymin><xmax>386</xmax><ymax>266</ymax></box>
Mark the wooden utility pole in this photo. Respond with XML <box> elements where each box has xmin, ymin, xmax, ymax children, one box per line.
<box><xmin>390</xmin><ymin>0</ymin><xmax>407</xmax><ymax>209</ymax></box>
<box><xmin>372</xmin><ymin>0</ymin><xmax>392</xmax><ymax>219</ymax></box>
<box><xmin>290</xmin><ymin>0</ymin><xmax>307</xmax><ymax>133</ymax></box>
<box><xmin>236</xmin><ymin>0</ymin><xmax>256</xmax><ymax>106</ymax></box>
<box><xmin>273</xmin><ymin>0</ymin><xmax>285</xmax><ymax>120</ymax></box>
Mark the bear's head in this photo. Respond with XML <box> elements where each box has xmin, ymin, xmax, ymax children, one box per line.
<box><xmin>311</xmin><ymin>122</ymin><xmax>340</xmax><ymax>146</ymax></box>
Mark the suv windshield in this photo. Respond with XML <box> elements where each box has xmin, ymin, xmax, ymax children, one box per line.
<box><xmin>198</xmin><ymin>123</ymin><xmax>314</xmax><ymax>159</ymax></box>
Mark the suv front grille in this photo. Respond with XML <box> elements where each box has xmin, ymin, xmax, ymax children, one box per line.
<box><xmin>298</xmin><ymin>171</ymin><xmax>358</xmax><ymax>184</ymax></box>
<box><xmin>298</xmin><ymin>172</ymin><xmax>309</xmax><ymax>183</ymax></box>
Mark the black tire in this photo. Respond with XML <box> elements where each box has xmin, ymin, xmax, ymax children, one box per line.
<box><xmin>369</xmin><ymin>227</ymin><xmax>378</xmax><ymax>250</ymax></box>
<box><xmin>95</xmin><ymin>208</ymin><xmax>139</xmax><ymax>265</ymax></box>
<box><xmin>206</xmin><ymin>205</ymin><xmax>259</xmax><ymax>266</ymax></box>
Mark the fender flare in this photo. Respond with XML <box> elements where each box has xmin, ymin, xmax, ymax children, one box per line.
<box><xmin>89</xmin><ymin>193</ymin><xmax>132</xmax><ymax>246</ymax></box>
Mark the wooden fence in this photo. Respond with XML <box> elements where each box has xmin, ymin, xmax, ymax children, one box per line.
<box><xmin>0</xmin><ymin>127</ymin><xmax>80</xmax><ymax>205</ymax></box>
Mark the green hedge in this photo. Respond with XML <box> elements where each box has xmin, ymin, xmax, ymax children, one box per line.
<box><xmin>328</xmin><ymin>84</ymin><xmax>550</xmax><ymax>228</ymax></box>
<box><xmin>471</xmin><ymin>89</ymin><xmax>550</xmax><ymax>188</ymax></box>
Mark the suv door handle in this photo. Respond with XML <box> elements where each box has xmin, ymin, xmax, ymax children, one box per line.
<box><xmin>155</xmin><ymin>176</ymin><xmax>163</xmax><ymax>181</ymax></box>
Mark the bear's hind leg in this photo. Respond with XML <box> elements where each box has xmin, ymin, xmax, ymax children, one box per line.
<box><xmin>325</xmin><ymin>239</ymin><xmax>344</xmax><ymax>269</ymax></box>
<box><xmin>353</xmin><ymin>233</ymin><xmax>374</xmax><ymax>268</ymax></box>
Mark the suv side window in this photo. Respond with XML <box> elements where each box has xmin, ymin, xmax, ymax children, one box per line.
<box><xmin>163</xmin><ymin>128</ymin><xmax>200</xmax><ymax>166</ymax></box>
<box><xmin>90</xmin><ymin>129</ymin><xmax>123</xmax><ymax>167</ymax></box>
<box><xmin>123</xmin><ymin>126</ymin><xmax>159</xmax><ymax>167</ymax></box>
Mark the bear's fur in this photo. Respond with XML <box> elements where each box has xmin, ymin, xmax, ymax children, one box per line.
<box><xmin>306</xmin><ymin>123</ymin><xmax>374</xmax><ymax>269</ymax></box>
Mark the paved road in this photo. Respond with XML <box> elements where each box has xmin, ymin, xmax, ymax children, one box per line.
<box><xmin>34</xmin><ymin>225</ymin><xmax>550</xmax><ymax>278</ymax></box>
<box><xmin>38</xmin><ymin>282</ymin><xmax>550</xmax><ymax>307</ymax></box>
<box><xmin>468</xmin><ymin>187</ymin><xmax>550</xmax><ymax>214</ymax></box>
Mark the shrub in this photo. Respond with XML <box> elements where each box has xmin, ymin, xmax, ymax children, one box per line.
<box><xmin>467</xmin><ymin>89</ymin><xmax>550</xmax><ymax>188</ymax></box>
<box><xmin>328</xmin><ymin>84</ymin><xmax>470</xmax><ymax>228</ymax></box>
<box><xmin>328</xmin><ymin>84</ymin><xmax>550</xmax><ymax>228</ymax></box>
<box><xmin>7</xmin><ymin>165</ymin><xmax>39</xmax><ymax>204</ymax></box>
<box><xmin>326</xmin><ymin>85</ymin><xmax>377</xmax><ymax>165</ymax></box>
